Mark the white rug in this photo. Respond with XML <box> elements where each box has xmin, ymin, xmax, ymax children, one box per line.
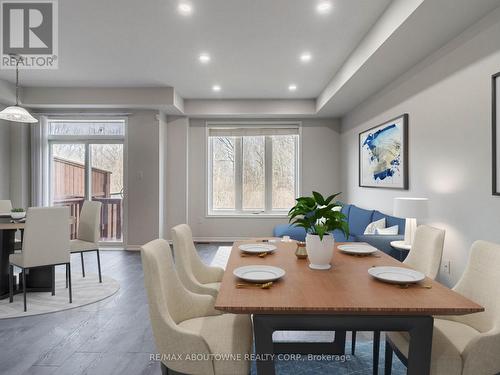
<box><xmin>211</xmin><ymin>246</ymin><xmax>232</xmax><ymax>269</ymax></box>
<box><xmin>0</xmin><ymin>273</ymin><xmax>120</xmax><ymax>319</ymax></box>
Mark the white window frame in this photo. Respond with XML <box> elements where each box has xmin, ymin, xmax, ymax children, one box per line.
<box><xmin>46</xmin><ymin>117</ymin><xmax>128</xmax><ymax>247</ymax></box>
<box><xmin>206</xmin><ymin>121</ymin><xmax>301</xmax><ymax>217</ymax></box>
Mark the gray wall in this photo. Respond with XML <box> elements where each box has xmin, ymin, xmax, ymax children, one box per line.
<box><xmin>0</xmin><ymin>116</ymin><xmax>10</xmax><ymax>199</ymax></box>
<box><xmin>340</xmin><ymin>10</ymin><xmax>500</xmax><ymax>285</ymax></box>
<box><xmin>169</xmin><ymin>118</ymin><xmax>342</xmax><ymax>240</ymax></box>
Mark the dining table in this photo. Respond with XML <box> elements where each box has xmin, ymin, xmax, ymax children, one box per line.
<box><xmin>0</xmin><ymin>215</ymin><xmax>76</xmax><ymax>299</ymax></box>
<box><xmin>215</xmin><ymin>240</ymin><xmax>484</xmax><ymax>375</ymax></box>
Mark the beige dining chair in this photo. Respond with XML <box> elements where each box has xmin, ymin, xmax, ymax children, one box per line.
<box><xmin>385</xmin><ymin>240</ymin><xmax>500</xmax><ymax>375</ymax></box>
<box><xmin>171</xmin><ymin>224</ymin><xmax>224</xmax><ymax>297</ymax></box>
<box><xmin>0</xmin><ymin>200</ymin><xmax>12</xmax><ymax>212</ymax></box>
<box><xmin>9</xmin><ymin>207</ymin><xmax>72</xmax><ymax>312</ymax></box>
<box><xmin>141</xmin><ymin>239</ymin><xmax>253</xmax><ymax>375</ymax></box>
<box><xmin>70</xmin><ymin>201</ymin><xmax>102</xmax><ymax>283</ymax></box>
<box><xmin>353</xmin><ymin>225</ymin><xmax>446</xmax><ymax>375</ymax></box>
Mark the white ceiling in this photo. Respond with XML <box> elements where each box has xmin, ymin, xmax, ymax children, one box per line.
<box><xmin>0</xmin><ymin>0</ymin><xmax>392</xmax><ymax>99</ymax></box>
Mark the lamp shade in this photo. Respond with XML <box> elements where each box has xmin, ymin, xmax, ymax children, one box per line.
<box><xmin>0</xmin><ymin>106</ymin><xmax>38</xmax><ymax>123</ymax></box>
<box><xmin>393</xmin><ymin>197</ymin><xmax>428</xmax><ymax>219</ymax></box>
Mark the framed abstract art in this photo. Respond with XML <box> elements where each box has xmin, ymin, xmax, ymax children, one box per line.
<box><xmin>493</xmin><ymin>72</ymin><xmax>500</xmax><ymax>195</ymax></box>
<box><xmin>359</xmin><ymin>114</ymin><xmax>408</xmax><ymax>189</ymax></box>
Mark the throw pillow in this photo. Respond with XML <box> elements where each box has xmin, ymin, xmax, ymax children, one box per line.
<box><xmin>375</xmin><ymin>225</ymin><xmax>399</xmax><ymax>235</ymax></box>
<box><xmin>364</xmin><ymin>218</ymin><xmax>386</xmax><ymax>235</ymax></box>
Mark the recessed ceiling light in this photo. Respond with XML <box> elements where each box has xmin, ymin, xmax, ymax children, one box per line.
<box><xmin>212</xmin><ymin>85</ymin><xmax>221</xmax><ymax>92</ymax></box>
<box><xmin>300</xmin><ymin>52</ymin><xmax>312</xmax><ymax>62</ymax></box>
<box><xmin>178</xmin><ymin>2</ymin><xmax>193</xmax><ymax>16</ymax></box>
<box><xmin>316</xmin><ymin>1</ymin><xmax>332</xmax><ymax>14</ymax></box>
<box><xmin>199</xmin><ymin>53</ymin><xmax>211</xmax><ymax>63</ymax></box>
<box><xmin>288</xmin><ymin>84</ymin><xmax>297</xmax><ymax>92</ymax></box>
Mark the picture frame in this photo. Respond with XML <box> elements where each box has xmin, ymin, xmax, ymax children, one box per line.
<box><xmin>359</xmin><ymin>114</ymin><xmax>408</xmax><ymax>189</ymax></box>
<box><xmin>493</xmin><ymin>72</ymin><xmax>500</xmax><ymax>195</ymax></box>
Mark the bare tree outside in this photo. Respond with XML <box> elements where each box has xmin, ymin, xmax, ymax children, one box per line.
<box><xmin>272</xmin><ymin>135</ymin><xmax>296</xmax><ymax>209</ymax></box>
<box><xmin>212</xmin><ymin>137</ymin><xmax>236</xmax><ymax>209</ymax></box>
<box><xmin>243</xmin><ymin>136</ymin><xmax>265</xmax><ymax>210</ymax></box>
<box><xmin>211</xmin><ymin>134</ymin><xmax>298</xmax><ymax>212</ymax></box>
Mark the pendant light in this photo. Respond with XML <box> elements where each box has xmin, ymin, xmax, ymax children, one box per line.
<box><xmin>0</xmin><ymin>55</ymin><xmax>38</xmax><ymax>123</ymax></box>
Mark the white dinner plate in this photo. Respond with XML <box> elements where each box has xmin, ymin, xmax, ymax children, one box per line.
<box><xmin>368</xmin><ymin>266</ymin><xmax>425</xmax><ymax>284</ymax></box>
<box><xmin>233</xmin><ymin>265</ymin><xmax>285</xmax><ymax>283</ymax></box>
<box><xmin>238</xmin><ymin>243</ymin><xmax>277</xmax><ymax>254</ymax></box>
<box><xmin>338</xmin><ymin>243</ymin><xmax>378</xmax><ymax>255</ymax></box>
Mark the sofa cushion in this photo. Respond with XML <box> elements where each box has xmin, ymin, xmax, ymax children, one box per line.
<box><xmin>372</xmin><ymin>211</ymin><xmax>406</xmax><ymax>235</ymax></box>
<box><xmin>272</xmin><ymin>224</ymin><xmax>306</xmax><ymax>241</ymax></box>
<box><xmin>348</xmin><ymin>205</ymin><xmax>374</xmax><ymax>236</ymax></box>
<box><xmin>355</xmin><ymin>234</ymin><xmax>405</xmax><ymax>257</ymax></box>
<box><xmin>364</xmin><ymin>218</ymin><xmax>386</xmax><ymax>235</ymax></box>
<box><xmin>332</xmin><ymin>229</ymin><xmax>355</xmax><ymax>242</ymax></box>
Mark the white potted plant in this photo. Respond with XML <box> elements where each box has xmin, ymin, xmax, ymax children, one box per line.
<box><xmin>11</xmin><ymin>208</ymin><xmax>26</xmax><ymax>220</ymax></box>
<box><xmin>288</xmin><ymin>192</ymin><xmax>349</xmax><ymax>270</ymax></box>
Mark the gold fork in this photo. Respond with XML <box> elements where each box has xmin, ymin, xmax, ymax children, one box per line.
<box><xmin>399</xmin><ymin>283</ymin><xmax>432</xmax><ymax>289</ymax></box>
<box><xmin>240</xmin><ymin>252</ymin><xmax>268</xmax><ymax>258</ymax></box>
<box><xmin>236</xmin><ymin>282</ymin><xmax>273</xmax><ymax>289</ymax></box>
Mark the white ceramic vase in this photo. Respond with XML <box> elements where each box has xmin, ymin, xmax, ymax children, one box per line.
<box><xmin>11</xmin><ymin>211</ymin><xmax>26</xmax><ymax>220</ymax></box>
<box><xmin>305</xmin><ymin>233</ymin><xmax>335</xmax><ymax>270</ymax></box>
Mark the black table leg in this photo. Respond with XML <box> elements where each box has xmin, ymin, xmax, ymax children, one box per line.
<box><xmin>0</xmin><ymin>229</ymin><xmax>15</xmax><ymax>299</ymax></box>
<box><xmin>407</xmin><ymin>316</ymin><xmax>433</xmax><ymax>375</ymax></box>
<box><xmin>253</xmin><ymin>314</ymin><xmax>434</xmax><ymax>375</ymax></box>
<box><xmin>253</xmin><ymin>315</ymin><xmax>276</xmax><ymax>375</ymax></box>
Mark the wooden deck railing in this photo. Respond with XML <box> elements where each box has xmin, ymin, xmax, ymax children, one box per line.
<box><xmin>53</xmin><ymin>197</ymin><xmax>123</xmax><ymax>241</ymax></box>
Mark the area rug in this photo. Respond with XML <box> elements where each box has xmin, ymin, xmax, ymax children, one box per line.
<box><xmin>210</xmin><ymin>246</ymin><xmax>232</xmax><ymax>269</ymax></box>
<box><xmin>0</xmin><ymin>273</ymin><xmax>120</xmax><ymax>319</ymax></box>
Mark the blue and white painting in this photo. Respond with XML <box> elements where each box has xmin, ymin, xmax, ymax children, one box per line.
<box><xmin>359</xmin><ymin>115</ymin><xmax>408</xmax><ymax>189</ymax></box>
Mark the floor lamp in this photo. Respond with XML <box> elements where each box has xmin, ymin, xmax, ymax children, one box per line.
<box><xmin>393</xmin><ymin>198</ymin><xmax>429</xmax><ymax>245</ymax></box>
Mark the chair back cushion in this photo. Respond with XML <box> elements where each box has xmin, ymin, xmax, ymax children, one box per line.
<box><xmin>452</xmin><ymin>240</ymin><xmax>500</xmax><ymax>333</ymax></box>
<box><xmin>172</xmin><ymin>224</ymin><xmax>214</xmax><ymax>285</ymax></box>
<box><xmin>22</xmin><ymin>207</ymin><xmax>70</xmax><ymax>267</ymax></box>
<box><xmin>0</xmin><ymin>200</ymin><xmax>12</xmax><ymax>212</ymax></box>
<box><xmin>403</xmin><ymin>225</ymin><xmax>445</xmax><ymax>279</ymax></box>
<box><xmin>77</xmin><ymin>201</ymin><xmax>102</xmax><ymax>243</ymax></box>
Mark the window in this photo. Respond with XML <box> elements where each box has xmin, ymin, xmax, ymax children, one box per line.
<box><xmin>208</xmin><ymin>124</ymin><xmax>300</xmax><ymax>216</ymax></box>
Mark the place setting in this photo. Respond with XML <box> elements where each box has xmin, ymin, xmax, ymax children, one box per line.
<box><xmin>337</xmin><ymin>243</ymin><xmax>381</xmax><ymax>258</ymax></box>
<box><xmin>368</xmin><ymin>265</ymin><xmax>432</xmax><ymax>289</ymax></box>
<box><xmin>233</xmin><ymin>264</ymin><xmax>286</xmax><ymax>289</ymax></box>
<box><xmin>238</xmin><ymin>243</ymin><xmax>277</xmax><ymax>258</ymax></box>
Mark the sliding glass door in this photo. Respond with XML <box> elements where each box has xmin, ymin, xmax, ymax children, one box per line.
<box><xmin>48</xmin><ymin>119</ymin><xmax>126</xmax><ymax>246</ymax></box>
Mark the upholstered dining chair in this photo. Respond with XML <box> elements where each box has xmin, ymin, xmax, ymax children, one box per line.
<box><xmin>171</xmin><ymin>224</ymin><xmax>224</xmax><ymax>297</ymax></box>
<box><xmin>9</xmin><ymin>207</ymin><xmax>72</xmax><ymax>312</ymax></box>
<box><xmin>352</xmin><ymin>225</ymin><xmax>446</xmax><ymax>375</ymax></box>
<box><xmin>70</xmin><ymin>201</ymin><xmax>102</xmax><ymax>283</ymax></box>
<box><xmin>0</xmin><ymin>199</ymin><xmax>12</xmax><ymax>212</ymax></box>
<box><xmin>141</xmin><ymin>239</ymin><xmax>253</xmax><ymax>375</ymax></box>
<box><xmin>385</xmin><ymin>240</ymin><xmax>500</xmax><ymax>375</ymax></box>
<box><xmin>0</xmin><ymin>199</ymin><xmax>22</xmax><ymax>250</ymax></box>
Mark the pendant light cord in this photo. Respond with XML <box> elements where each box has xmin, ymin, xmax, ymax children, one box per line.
<box><xmin>15</xmin><ymin>56</ymin><xmax>21</xmax><ymax>106</ymax></box>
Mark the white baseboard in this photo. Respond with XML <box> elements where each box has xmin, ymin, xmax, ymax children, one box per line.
<box><xmin>192</xmin><ymin>237</ymin><xmax>254</xmax><ymax>243</ymax></box>
<box><xmin>125</xmin><ymin>245</ymin><xmax>141</xmax><ymax>251</ymax></box>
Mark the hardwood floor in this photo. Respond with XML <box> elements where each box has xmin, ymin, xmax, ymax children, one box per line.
<box><xmin>0</xmin><ymin>244</ymin><xmax>396</xmax><ymax>375</ymax></box>
<box><xmin>0</xmin><ymin>249</ymin><xmax>161</xmax><ymax>375</ymax></box>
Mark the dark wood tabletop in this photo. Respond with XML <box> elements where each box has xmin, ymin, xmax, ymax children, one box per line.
<box><xmin>215</xmin><ymin>240</ymin><xmax>484</xmax><ymax>316</ymax></box>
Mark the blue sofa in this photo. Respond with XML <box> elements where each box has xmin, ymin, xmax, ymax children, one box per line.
<box><xmin>273</xmin><ymin>204</ymin><xmax>406</xmax><ymax>259</ymax></box>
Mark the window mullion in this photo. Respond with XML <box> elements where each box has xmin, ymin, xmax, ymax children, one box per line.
<box><xmin>265</xmin><ymin>136</ymin><xmax>273</xmax><ymax>213</ymax></box>
<box><xmin>235</xmin><ymin>138</ymin><xmax>243</xmax><ymax>212</ymax></box>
